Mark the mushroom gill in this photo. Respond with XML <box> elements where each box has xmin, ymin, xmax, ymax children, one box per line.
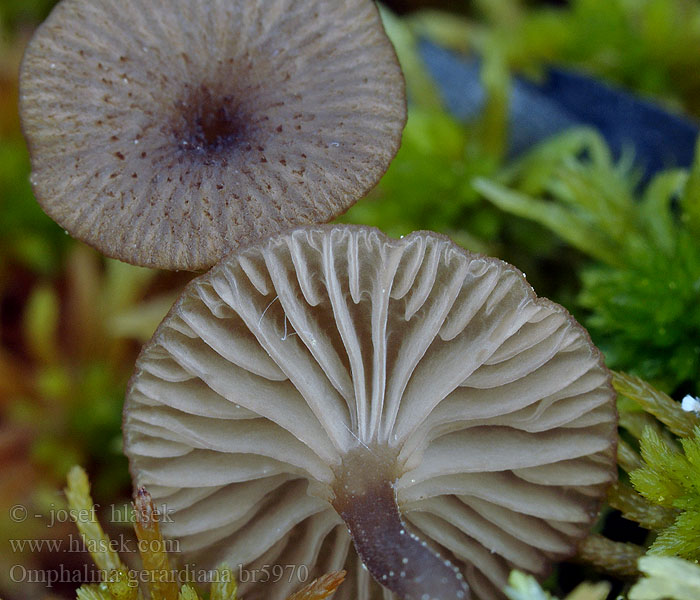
<box><xmin>19</xmin><ymin>0</ymin><xmax>405</xmax><ymax>270</ymax></box>
<box><xmin>123</xmin><ymin>225</ymin><xmax>618</xmax><ymax>600</ymax></box>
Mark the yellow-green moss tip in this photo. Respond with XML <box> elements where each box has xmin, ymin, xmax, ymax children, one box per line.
<box><xmin>210</xmin><ymin>567</ymin><xmax>237</xmax><ymax>600</ymax></box>
<box><xmin>64</xmin><ymin>466</ymin><xmax>124</xmax><ymax>572</ymax></box>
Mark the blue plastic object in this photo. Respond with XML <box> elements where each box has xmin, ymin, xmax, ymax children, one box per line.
<box><xmin>421</xmin><ymin>41</ymin><xmax>699</xmax><ymax>176</ymax></box>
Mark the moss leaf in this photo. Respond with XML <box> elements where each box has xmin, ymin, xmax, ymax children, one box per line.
<box><xmin>629</xmin><ymin>556</ymin><xmax>700</xmax><ymax>600</ymax></box>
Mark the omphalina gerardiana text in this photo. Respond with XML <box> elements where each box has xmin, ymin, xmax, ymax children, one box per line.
<box><xmin>19</xmin><ymin>0</ymin><xmax>405</xmax><ymax>270</ymax></box>
<box><xmin>124</xmin><ymin>225</ymin><xmax>617</xmax><ymax>600</ymax></box>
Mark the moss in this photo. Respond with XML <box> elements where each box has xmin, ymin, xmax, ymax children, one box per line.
<box><xmin>477</xmin><ymin>130</ymin><xmax>700</xmax><ymax>393</ymax></box>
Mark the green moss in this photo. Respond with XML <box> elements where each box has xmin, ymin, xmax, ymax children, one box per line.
<box><xmin>631</xmin><ymin>427</ymin><xmax>700</xmax><ymax>560</ymax></box>
<box><xmin>504</xmin><ymin>571</ymin><xmax>610</xmax><ymax>600</ymax></box>
<box><xmin>339</xmin><ymin>108</ymin><xmax>501</xmax><ymax>253</ymax></box>
<box><xmin>629</xmin><ymin>556</ymin><xmax>700</xmax><ymax>600</ymax></box>
<box><xmin>476</xmin><ymin>129</ymin><xmax>700</xmax><ymax>393</ymax></box>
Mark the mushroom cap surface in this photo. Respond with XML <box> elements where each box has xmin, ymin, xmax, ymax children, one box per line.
<box><xmin>124</xmin><ymin>225</ymin><xmax>617</xmax><ymax>600</ymax></box>
<box><xmin>20</xmin><ymin>0</ymin><xmax>405</xmax><ymax>270</ymax></box>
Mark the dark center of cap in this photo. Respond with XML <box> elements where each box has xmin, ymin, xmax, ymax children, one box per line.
<box><xmin>174</xmin><ymin>84</ymin><xmax>252</xmax><ymax>156</ymax></box>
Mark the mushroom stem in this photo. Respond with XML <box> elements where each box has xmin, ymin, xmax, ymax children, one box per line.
<box><xmin>332</xmin><ymin>448</ymin><xmax>469</xmax><ymax>600</ymax></box>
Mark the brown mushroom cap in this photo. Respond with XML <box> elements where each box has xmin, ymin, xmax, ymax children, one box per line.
<box><xmin>124</xmin><ymin>225</ymin><xmax>617</xmax><ymax>600</ymax></box>
<box><xmin>19</xmin><ymin>0</ymin><xmax>405</xmax><ymax>270</ymax></box>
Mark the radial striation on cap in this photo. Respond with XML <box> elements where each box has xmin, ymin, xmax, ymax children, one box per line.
<box><xmin>123</xmin><ymin>225</ymin><xmax>617</xmax><ymax>599</ymax></box>
<box><xmin>20</xmin><ymin>0</ymin><xmax>406</xmax><ymax>270</ymax></box>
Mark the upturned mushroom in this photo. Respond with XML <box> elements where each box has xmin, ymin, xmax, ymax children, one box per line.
<box><xmin>19</xmin><ymin>0</ymin><xmax>405</xmax><ymax>270</ymax></box>
<box><xmin>124</xmin><ymin>225</ymin><xmax>618</xmax><ymax>600</ymax></box>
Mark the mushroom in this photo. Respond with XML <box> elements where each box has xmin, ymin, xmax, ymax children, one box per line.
<box><xmin>19</xmin><ymin>0</ymin><xmax>405</xmax><ymax>270</ymax></box>
<box><xmin>123</xmin><ymin>225</ymin><xmax>618</xmax><ymax>600</ymax></box>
